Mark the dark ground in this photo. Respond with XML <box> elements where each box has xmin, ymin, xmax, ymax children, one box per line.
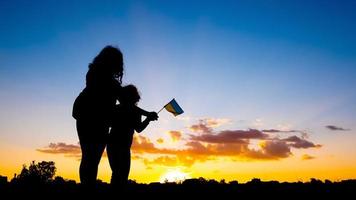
<box><xmin>1</xmin><ymin>178</ymin><xmax>356</xmax><ymax>199</ymax></box>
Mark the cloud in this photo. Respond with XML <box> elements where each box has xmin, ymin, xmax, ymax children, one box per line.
<box><xmin>156</xmin><ymin>138</ymin><xmax>164</xmax><ymax>144</ymax></box>
<box><xmin>300</xmin><ymin>132</ymin><xmax>309</xmax><ymax>139</ymax></box>
<box><xmin>253</xmin><ymin>118</ymin><xmax>264</xmax><ymax>127</ymax></box>
<box><xmin>143</xmin><ymin>155</ymin><xmax>198</xmax><ymax>167</ymax></box>
<box><xmin>259</xmin><ymin>140</ymin><xmax>292</xmax><ymax>158</ymax></box>
<box><xmin>262</xmin><ymin>129</ymin><xmax>310</xmax><ymax>139</ymax></box>
<box><xmin>38</xmin><ymin>132</ymin><xmax>320</xmax><ymax>167</ymax></box>
<box><xmin>301</xmin><ymin>154</ymin><xmax>315</xmax><ymax>160</ymax></box>
<box><xmin>189</xmin><ymin>120</ymin><xmax>213</xmax><ymax>134</ymax></box>
<box><xmin>176</xmin><ymin>116</ymin><xmax>191</xmax><ymax>121</ymax></box>
<box><xmin>37</xmin><ymin>119</ymin><xmax>322</xmax><ymax>168</ymax></box>
<box><xmin>168</xmin><ymin>131</ymin><xmax>182</xmax><ymax>142</ymax></box>
<box><xmin>325</xmin><ymin>125</ymin><xmax>350</xmax><ymax>131</ymax></box>
<box><xmin>131</xmin><ymin>135</ymin><xmax>165</xmax><ymax>154</ymax></box>
<box><xmin>143</xmin><ymin>156</ymin><xmax>178</xmax><ymax>166</ymax></box>
<box><xmin>205</xmin><ymin>118</ymin><xmax>231</xmax><ymax>127</ymax></box>
<box><xmin>262</xmin><ymin>129</ymin><xmax>299</xmax><ymax>133</ymax></box>
<box><xmin>131</xmin><ymin>136</ymin><xmax>212</xmax><ymax>167</ymax></box>
<box><xmin>36</xmin><ymin>143</ymin><xmax>81</xmax><ymax>158</ymax></box>
<box><xmin>282</xmin><ymin>136</ymin><xmax>322</xmax><ymax>149</ymax></box>
<box><xmin>131</xmin><ymin>155</ymin><xmax>143</xmax><ymax>160</ymax></box>
<box><xmin>190</xmin><ymin>129</ymin><xmax>268</xmax><ymax>144</ymax></box>
<box><xmin>188</xmin><ymin>118</ymin><xmax>231</xmax><ymax>134</ymax></box>
<box><xmin>133</xmin><ymin>134</ymin><xmax>295</xmax><ymax>162</ymax></box>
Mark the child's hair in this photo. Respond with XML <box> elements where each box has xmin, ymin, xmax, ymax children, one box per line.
<box><xmin>119</xmin><ymin>84</ymin><xmax>141</xmax><ymax>104</ymax></box>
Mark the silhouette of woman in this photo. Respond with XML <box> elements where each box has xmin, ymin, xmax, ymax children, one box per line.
<box><xmin>72</xmin><ymin>46</ymin><xmax>124</xmax><ymax>185</ymax></box>
<box><xmin>73</xmin><ymin>46</ymin><xmax>158</xmax><ymax>186</ymax></box>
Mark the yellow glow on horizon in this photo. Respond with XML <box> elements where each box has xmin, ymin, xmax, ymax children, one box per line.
<box><xmin>159</xmin><ymin>168</ymin><xmax>191</xmax><ymax>183</ymax></box>
<box><xmin>2</xmin><ymin>151</ymin><xmax>356</xmax><ymax>183</ymax></box>
<box><xmin>2</xmin><ymin>130</ymin><xmax>356</xmax><ymax>184</ymax></box>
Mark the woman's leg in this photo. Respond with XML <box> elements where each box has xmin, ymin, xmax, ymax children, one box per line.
<box><xmin>107</xmin><ymin>141</ymin><xmax>120</xmax><ymax>185</ymax></box>
<box><xmin>77</xmin><ymin>120</ymin><xmax>108</xmax><ymax>185</ymax></box>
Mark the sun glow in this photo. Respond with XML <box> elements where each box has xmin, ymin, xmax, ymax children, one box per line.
<box><xmin>160</xmin><ymin>168</ymin><xmax>190</xmax><ymax>183</ymax></box>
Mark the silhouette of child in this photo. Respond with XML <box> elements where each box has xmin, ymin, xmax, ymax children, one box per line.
<box><xmin>107</xmin><ymin>84</ymin><xmax>157</xmax><ymax>186</ymax></box>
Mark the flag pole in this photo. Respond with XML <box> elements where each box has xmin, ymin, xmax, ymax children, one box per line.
<box><xmin>157</xmin><ymin>106</ymin><xmax>165</xmax><ymax>114</ymax></box>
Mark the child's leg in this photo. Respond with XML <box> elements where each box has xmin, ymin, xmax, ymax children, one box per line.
<box><xmin>117</xmin><ymin>147</ymin><xmax>131</xmax><ymax>184</ymax></box>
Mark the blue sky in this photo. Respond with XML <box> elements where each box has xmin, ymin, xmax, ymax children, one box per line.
<box><xmin>1</xmin><ymin>0</ymin><xmax>356</xmax><ymax>156</ymax></box>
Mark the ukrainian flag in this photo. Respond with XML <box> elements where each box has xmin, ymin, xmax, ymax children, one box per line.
<box><xmin>164</xmin><ymin>98</ymin><xmax>184</xmax><ymax>116</ymax></box>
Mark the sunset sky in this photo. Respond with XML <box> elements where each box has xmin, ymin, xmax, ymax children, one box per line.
<box><xmin>1</xmin><ymin>0</ymin><xmax>356</xmax><ymax>183</ymax></box>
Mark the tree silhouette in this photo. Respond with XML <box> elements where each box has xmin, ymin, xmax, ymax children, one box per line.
<box><xmin>13</xmin><ymin>161</ymin><xmax>56</xmax><ymax>184</ymax></box>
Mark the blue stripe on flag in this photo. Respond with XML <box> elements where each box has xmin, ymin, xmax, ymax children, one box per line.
<box><xmin>170</xmin><ymin>99</ymin><xmax>184</xmax><ymax>114</ymax></box>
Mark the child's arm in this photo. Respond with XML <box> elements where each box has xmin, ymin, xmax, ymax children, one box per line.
<box><xmin>135</xmin><ymin>106</ymin><xmax>158</xmax><ymax>121</ymax></box>
<box><xmin>135</xmin><ymin>116</ymin><xmax>151</xmax><ymax>133</ymax></box>
<box><xmin>134</xmin><ymin>107</ymin><xmax>157</xmax><ymax>133</ymax></box>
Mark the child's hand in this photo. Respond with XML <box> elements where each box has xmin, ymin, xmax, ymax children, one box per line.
<box><xmin>147</xmin><ymin>112</ymin><xmax>158</xmax><ymax>121</ymax></box>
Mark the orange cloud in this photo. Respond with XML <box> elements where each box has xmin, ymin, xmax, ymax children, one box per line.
<box><xmin>36</xmin><ymin>142</ymin><xmax>109</xmax><ymax>158</ymax></box>
<box><xmin>36</xmin><ymin>143</ymin><xmax>81</xmax><ymax>158</ymax></box>
<box><xmin>190</xmin><ymin>129</ymin><xmax>268</xmax><ymax>144</ymax></box>
<box><xmin>259</xmin><ymin>140</ymin><xmax>291</xmax><ymax>159</ymax></box>
<box><xmin>131</xmin><ymin>133</ymin><xmax>296</xmax><ymax>165</ymax></box>
<box><xmin>131</xmin><ymin>135</ymin><xmax>162</xmax><ymax>154</ymax></box>
<box><xmin>301</xmin><ymin>154</ymin><xmax>316</xmax><ymax>160</ymax></box>
<box><xmin>302</xmin><ymin>154</ymin><xmax>315</xmax><ymax>160</ymax></box>
<box><xmin>168</xmin><ymin>131</ymin><xmax>182</xmax><ymax>142</ymax></box>
<box><xmin>189</xmin><ymin>120</ymin><xmax>213</xmax><ymax>134</ymax></box>
<box><xmin>143</xmin><ymin>156</ymin><xmax>178</xmax><ymax>166</ymax></box>
<box><xmin>143</xmin><ymin>155</ymin><xmax>204</xmax><ymax>167</ymax></box>
<box><xmin>37</xmin><ymin>119</ymin><xmax>323</xmax><ymax>168</ymax></box>
<box><xmin>156</xmin><ymin>138</ymin><xmax>164</xmax><ymax>144</ymax></box>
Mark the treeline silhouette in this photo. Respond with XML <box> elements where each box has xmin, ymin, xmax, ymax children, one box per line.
<box><xmin>0</xmin><ymin>161</ymin><xmax>355</xmax><ymax>198</ymax></box>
